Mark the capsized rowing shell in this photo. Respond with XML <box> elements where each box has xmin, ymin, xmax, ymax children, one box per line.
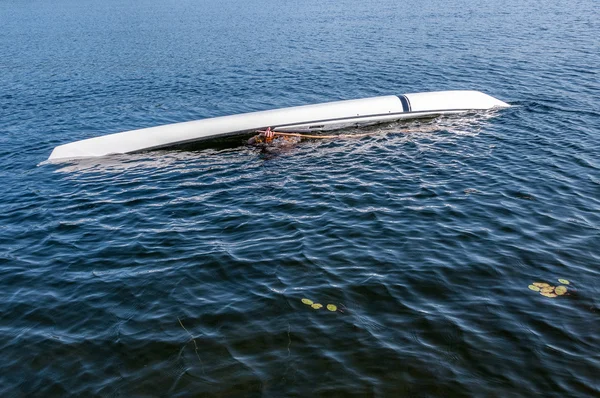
<box><xmin>48</xmin><ymin>90</ymin><xmax>509</xmax><ymax>161</ymax></box>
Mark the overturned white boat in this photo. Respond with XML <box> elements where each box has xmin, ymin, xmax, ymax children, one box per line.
<box><xmin>48</xmin><ymin>90</ymin><xmax>509</xmax><ymax>161</ymax></box>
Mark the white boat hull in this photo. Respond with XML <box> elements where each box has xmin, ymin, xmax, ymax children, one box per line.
<box><xmin>48</xmin><ymin>90</ymin><xmax>509</xmax><ymax>161</ymax></box>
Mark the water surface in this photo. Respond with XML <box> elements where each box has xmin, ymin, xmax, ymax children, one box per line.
<box><xmin>1</xmin><ymin>0</ymin><xmax>599</xmax><ymax>396</ymax></box>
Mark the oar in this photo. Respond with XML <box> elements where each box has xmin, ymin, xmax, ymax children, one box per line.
<box><xmin>256</xmin><ymin>130</ymin><xmax>391</xmax><ymax>139</ymax></box>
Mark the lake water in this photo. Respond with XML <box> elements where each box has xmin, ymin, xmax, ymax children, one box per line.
<box><xmin>1</xmin><ymin>0</ymin><xmax>599</xmax><ymax>396</ymax></box>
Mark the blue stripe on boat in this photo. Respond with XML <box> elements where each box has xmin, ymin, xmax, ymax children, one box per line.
<box><xmin>398</xmin><ymin>95</ymin><xmax>410</xmax><ymax>112</ymax></box>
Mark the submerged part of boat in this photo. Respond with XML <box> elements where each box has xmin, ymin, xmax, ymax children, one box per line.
<box><xmin>48</xmin><ymin>90</ymin><xmax>509</xmax><ymax>161</ymax></box>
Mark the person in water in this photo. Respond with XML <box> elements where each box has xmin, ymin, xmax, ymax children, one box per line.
<box><xmin>247</xmin><ymin>127</ymin><xmax>301</xmax><ymax>148</ymax></box>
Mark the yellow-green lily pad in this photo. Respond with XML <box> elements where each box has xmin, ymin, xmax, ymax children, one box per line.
<box><xmin>311</xmin><ymin>303</ymin><xmax>323</xmax><ymax>310</ymax></box>
<box><xmin>528</xmin><ymin>285</ymin><xmax>541</xmax><ymax>292</ymax></box>
<box><xmin>326</xmin><ymin>304</ymin><xmax>337</xmax><ymax>312</ymax></box>
<box><xmin>540</xmin><ymin>291</ymin><xmax>557</xmax><ymax>298</ymax></box>
<box><xmin>541</xmin><ymin>286</ymin><xmax>555</xmax><ymax>293</ymax></box>
<box><xmin>301</xmin><ymin>298</ymin><xmax>313</xmax><ymax>305</ymax></box>
<box><xmin>558</xmin><ymin>279</ymin><xmax>570</xmax><ymax>285</ymax></box>
<box><xmin>533</xmin><ymin>282</ymin><xmax>550</xmax><ymax>288</ymax></box>
<box><xmin>555</xmin><ymin>285</ymin><xmax>567</xmax><ymax>295</ymax></box>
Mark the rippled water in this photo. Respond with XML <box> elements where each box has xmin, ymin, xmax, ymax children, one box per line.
<box><xmin>1</xmin><ymin>0</ymin><xmax>599</xmax><ymax>396</ymax></box>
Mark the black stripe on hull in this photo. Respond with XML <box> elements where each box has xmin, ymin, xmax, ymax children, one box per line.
<box><xmin>397</xmin><ymin>95</ymin><xmax>411</xmax><ymax>112</ymax></box>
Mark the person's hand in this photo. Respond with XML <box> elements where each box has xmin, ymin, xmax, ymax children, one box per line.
<box><xmin>263</xmin><ymin>127</ymin><xmax>274</xmax><ymax>139</ymax></box>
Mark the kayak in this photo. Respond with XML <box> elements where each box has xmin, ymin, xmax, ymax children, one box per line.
<box><xmin>48</xmin><ymin>90</ymin><xmax>509</xmax><ymax>161</ymax></box>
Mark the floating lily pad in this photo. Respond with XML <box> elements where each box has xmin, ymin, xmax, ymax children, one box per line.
<box><xmin>555</xmin><ymin>285</ymin><xmax>567</xmax><ymax>295</ymax></box>
<box><xmin>311</xmin><ymin>303</ymin><xmax>323</xmax><ymax>310</ymax></box>
<box><xmin>540</xmin><ymin>292</ymin><xmax>557</xmax><ymax>298</ymax></box>
<box><xmin>558</xmin><ymin>279</ymin><xmax>570</xmax><ymax>285</ymax></box>
<box><xmin>528</xmin><ymin>285</ymin><xmax>541</xmax><ymax>292</ymax></box>
<box><xmin>301</xmin><ymin>298</ymin><xmax>313</xmax><ymax>305</ymax></box>
<box><xmin>541</xmin><ymin>286</ymin><xmax>555</xmax><ymax>293</ymax></box>
<box><xmin>533</xmin><ymin>282</ymin><xmax>550</xmax><ymax>288</ymax></box>
<box><xmin>327</xmin><ymin>304</ymin><xmax>337</xmax><ymax>312</ymax></box>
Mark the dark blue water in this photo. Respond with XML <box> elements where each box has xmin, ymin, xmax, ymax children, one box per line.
<box><xmin>2</xmin><ymin>0</ymin><xmax>599</xmax><ymax>396</ymax></box>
